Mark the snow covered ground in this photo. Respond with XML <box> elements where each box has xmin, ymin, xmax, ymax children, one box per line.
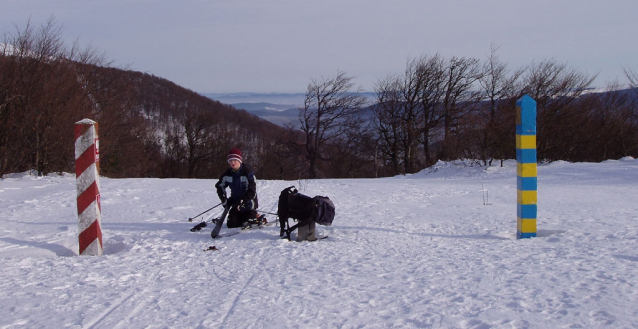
<box><xmin>1</xmin><ymin>158</ymin><xmax>637</xmax><ymax>328</ymax></box>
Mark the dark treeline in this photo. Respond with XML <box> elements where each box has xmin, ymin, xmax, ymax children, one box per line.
<box><xmin>293</xmin><ymin>51</ymin><xmax>638</xmax><ymax>178</ymax></box>
<box><xmin>300</xmin><ymin>47</ymin><xmax>638</xmax><ymax>177</ymax></box>
<box><xmin>2</xmin><ymin>20</ymin><xmax>637</xmax><ymax>180</ymax></box>
<box><xmin>366</xmin><ymin>50</ymin><xmax>638</xmax><ymax>176</ymax></box>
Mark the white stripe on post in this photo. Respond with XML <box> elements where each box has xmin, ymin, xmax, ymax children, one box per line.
<box><xmin>74</xmin><ymin>119</ymin><xmax>103</xmax><ymax>256</ymax></box>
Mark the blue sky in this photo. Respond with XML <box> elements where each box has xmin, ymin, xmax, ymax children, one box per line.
<box><xmin>2</xmin><ymin>0</ymin><xmax>637</xmax><ymax>94</ymax></box>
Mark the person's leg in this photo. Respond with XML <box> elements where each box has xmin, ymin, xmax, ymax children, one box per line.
<box><xmin>236</xmin><ymin>209</ymin><xmax>258</xmax><ymax>227</ymax></box>
<box><xmin>296</xmin><ymin>221</ymin><xmax>316</xmax><ymax>242</ymax></box>
<box><xmin>296</xmin><ymin>223</ymin><xmax>309</xmax><ymax>242</ymax></box>
<box><xmin>307</xmin><ymin>220</ymin><xmax>316</xmax><ymax>241</ymax></box>
<box><xmin>226</xmin><ymin>208</ymin><xmax>242</xmax><ymax>228</ymax></box>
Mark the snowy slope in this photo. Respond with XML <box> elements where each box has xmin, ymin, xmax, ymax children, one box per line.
<box><xmin>1</xmin><ymin>159</ymin><xmax>637</xmax><ymax>328</ymax></box>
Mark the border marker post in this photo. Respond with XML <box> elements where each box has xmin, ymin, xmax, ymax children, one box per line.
<box><xmin>74</xmin><ymin>119</ymin><xmax>103</xmax><ymax>255</ymax></box>
<box><xmin>516</xmin><ymin>95</ymin><xmax>537</xmax><ymax>239</ymax></box>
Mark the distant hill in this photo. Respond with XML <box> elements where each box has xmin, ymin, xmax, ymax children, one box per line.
<box><xmin>203</xmin><ymin>93</ymin><xmax>303</xmax><ymax>126</ymax></box>
<box><xmin>204</xmin><ymin>92</ymin><xmax>377</xmax><ymax>126</ymax></box>
<box><xmin>231</xmin><ymin>102</ymin><xmax>297</xmax><ymax>112</ymax></box>
<box><xmin>203</xmin><ymin>92</ymin><xmax>306</xmax><ymax>106</ymax></box>
<box><xmin>226</xmin><ymin>102</ymin><xmax>297</xmax><ymax>126</ymax></box>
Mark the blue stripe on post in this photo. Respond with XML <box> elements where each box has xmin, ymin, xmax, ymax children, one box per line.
<box><xmin>516</xmin><ymin>95</ymin><xmax>537</xmax><ymax>135</ymax></box>
<box><xmin>516</xmin><ymin>149</ymin><xmax>537</xmax><ymax>164</ymax></box>
<box><xmin>517</xmin><ymin>203</ymin><xmax>537</xmax><ymax>219</ymax></box>
<box><xmin>516</xmin><ymin>126</ymin><xmax>536</xmax><ymax>136</ymax></box>
<box><xmin>517</xmin><ymin>232</ymin><xmax>537</xmax><ymax>239</ymax></box>
<box><xmin>517</xmin><ymin>176</ymin><xmax>537</xmax><ymax>191</ymax></box>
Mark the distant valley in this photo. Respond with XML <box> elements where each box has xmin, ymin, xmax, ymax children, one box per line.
<box><xmin>203</xmin><ymin>93</ymin><xmax>303</xmax><ymax>126</ymax></box>
<box><xmin>202</xmin><ymin>92</ymin><xmax>377</xmax><ymax>126</ymax></box>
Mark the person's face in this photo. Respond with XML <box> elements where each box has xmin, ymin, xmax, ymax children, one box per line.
<box><xmin>229</xmin><ymin>159</ymin><xmax>241</xmax><ymax>170</ymax></box>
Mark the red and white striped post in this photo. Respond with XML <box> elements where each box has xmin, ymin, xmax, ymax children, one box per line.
<box><xmin>74</xmin><ymin>119</ymin><xmax>103</xmax><ymax>256</ymax></box>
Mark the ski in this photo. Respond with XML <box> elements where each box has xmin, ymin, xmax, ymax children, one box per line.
<box><xmin>278</xmin><ymin>235</ymin><xmax>329</xmax><ymax>241</ymax></box>
<box><xmin>243</xmin><ymin>220</ymin><xmax>275</xmax><ymax>230</ymax></box>
<box><xmin>212</xmin><ymin>221</ymin><xmax>275</xmax><ymax>239</ymax></box>
<box><xmin>212</xmin><ymin>231</ymin><xmax>241</xmax><ymax>239</ymax></box>
<box><xmin>210</xmin><ymin>205</ymin><xmax>232</xmax><ymax>238</ymax></box>
<box><xmin>305</xmin><ymin>235</ymin><xmax>329</xmax><ymax>241</ymax></box>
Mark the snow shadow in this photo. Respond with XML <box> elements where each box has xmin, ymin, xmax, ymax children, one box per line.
<box><xmin>104</xmin><ymin>222</ymin><xmax>186</xmax><ymax>234</ymax></box>
<box><xmin>0</xmin><ymin>237</ymin><xmax>76</xmax><ymax>257</ymax></box>
<box><xmin>536</xmin><ymin>229</ymin><xmax>567</xmax><ymax>237</ymax></box>
<box><xmin>100</xmin><ymin>222</ymin><xmax>282</xmax><ymax>249</ymax></box>
<box><xmin>103</xmin><ymin>241</ymin><xmax>131</xmax><ymax>255</ymax></box>
<box><xmin>613</xmin><ymin>255</ymin><xmax>638</xmax><ymax>262</ymax></box>
<box><xmin>335</xmin><ymin>225</ymin><xmax>509</xmax><ymax>241</ymax></box>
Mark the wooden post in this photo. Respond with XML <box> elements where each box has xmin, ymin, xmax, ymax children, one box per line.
<box><xmin>75</xmin><ymin>119</ymin><xmax>103</xmax><ymax>255</ymax></box>
<box><xmin>516</xmin><ymin>95</ymin><xmax>537</xmax><ymax>239</ymax></box>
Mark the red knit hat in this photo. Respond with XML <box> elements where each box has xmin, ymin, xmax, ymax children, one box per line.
<box><xmin>227</xmin><ymin>148</ymin><xmax>243</xmax><ymax>163</ymax></box>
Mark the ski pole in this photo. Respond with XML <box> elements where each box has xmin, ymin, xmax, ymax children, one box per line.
<box><xmin>187</xmin><ymin>203</ymin><xmax>222</xmax><ymax>222</ymax></box>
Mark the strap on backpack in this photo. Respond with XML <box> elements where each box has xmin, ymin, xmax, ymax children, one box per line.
<box><xmin>278</xmin><ymin>186</ymin><xmax>297</xmax><ymax>240</ymax></box>
<box><xmin>283</xmin><ymin>220</ymin><xmax>314</xmax><ymax>241</ymax></box>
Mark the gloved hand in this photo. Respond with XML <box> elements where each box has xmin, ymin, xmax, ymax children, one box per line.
<box><xmin>239</xmin><ymin>200</ymin><xmax>253</xmax><ymax>211</ymax></box>
<box><xmin>220</xmin><ymin>196</ymin><xmax>227</xmax><ymax>206</ymax></box>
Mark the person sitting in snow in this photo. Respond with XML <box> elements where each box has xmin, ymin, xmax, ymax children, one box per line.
<box><xmin>215</xmin><ymin>148</ymin><xmax>260</xmax><ymax>228</ymax></box>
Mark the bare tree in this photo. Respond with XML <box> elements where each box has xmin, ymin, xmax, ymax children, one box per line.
<box><xmin>439</xmin><ymin>56</ymin><xmax>483</xmax><ymax>160</ymax></box>
<box><xmin>374</xmin><ymin>54</ymin><xmax>479</xmax><ymax>171</ymax></box>
<box><xmin>479</xmin><ymin>44</ymin><xmax>524</xmax><ymax>120</ymax></box>
<box><xmin>374</xmin><ymin>56</ymin><xmax>447</xmax><ymax>173</ymax></box>
<box><xmin>299</xmin><ymin>71</ymin><xmax>367</xmax><ymax>179</ymax></box>
<box><xmin>415</xmin><ymin>54</ymin><xmax>447</xmax><ymax>166</ymax></box>
<box><xmin>0</xmin><ymin>17</ymin><xmax>77</xmax><ymax>175</ymax></box>
<box><xmin>520</xmin><ymin>59</ymin><xmax>596</xmax><ymax>160</ymax></box>
<box><xmin>0</xmin><ymin>16</ymin><xmax>133</xmax><ymax>176</ymax></box>
<box><xmin>624</xmin><ymin>67</ymin><xmax>638</xmax><ymax>88</ymax></box>
<box><xmin>476</xmin><ymin>44</ymin><xmax>525</xmax><ymax>165</ymax></box>
<box><xmin>183</xmin><ymin>111</ymin><xmax>219</xmax><ymax>178</ymax></box>
<box><xmin>373</xmin><ymin>76</ymin><xmax>404</xmax><ymax>174</ymax></box>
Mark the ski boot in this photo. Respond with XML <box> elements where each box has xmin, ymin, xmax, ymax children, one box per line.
<box><xmin>190</xmin><ymin>221</ymin><xmax>207</xmax><ymax>232</ymax></box>
<box><xmin>242</xmin><ymin>215</ymin><xmax>267</xmax><ymax>229</ymax></box>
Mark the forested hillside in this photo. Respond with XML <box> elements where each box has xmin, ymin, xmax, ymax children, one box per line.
<box><xmin>0</xmin><ymin>19</ymin><xmax>300</xmax><ymax>179</ymax></box>
<box><xmin>0</xmin><ymin>54</ymin><xmax>299</xmax><ymax>179</ymax></box>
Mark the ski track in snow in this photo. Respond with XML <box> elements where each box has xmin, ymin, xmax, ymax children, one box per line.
<box><xmin>1</xmin><ymin>159</ymin><xmax>638</xmax><ymax>328</ymax></box>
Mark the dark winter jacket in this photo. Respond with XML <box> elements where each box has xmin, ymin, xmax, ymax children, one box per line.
<box><xmin>215</xmin><ymin>163</ymin><xmax>258</xmax><ymax>209</ymax></box>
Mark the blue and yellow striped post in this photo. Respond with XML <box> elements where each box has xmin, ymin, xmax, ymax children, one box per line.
<box><xmin>516</xmin><ymin>95</ymin><xmax>537</xmax><ymax>239</ymax></box>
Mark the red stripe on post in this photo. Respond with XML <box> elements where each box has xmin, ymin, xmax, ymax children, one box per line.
<box><xmin>79</xmin><ymin>219</ymin><xmax>103</xmax><ymax>255</ymax></box>
<box><xmin>74</xmin><ymin>124</ymin><xmax>92</xmax><ymax>140</ymax></box>
<box><xmin>75</xmin><ymin>144</ymin><xmax>96</xmax><ymax>177</ymax></box>
<box><xmin>75</xmin><ymin>119</ymin><xmax>102</xmax><ymax>256</ymax></box>
<box><xmin>77</xmin><ymin>181</ymin><xmax>99</xmax><ymax>216</ymax></box>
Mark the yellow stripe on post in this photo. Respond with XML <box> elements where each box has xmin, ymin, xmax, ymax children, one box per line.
<box><xmin>517</xmin><ymin>218</ymin><xmax>537</xmax><ymax>233</ymax></box>
<box><xmin>516</xmin><ymin>134</ymin><xmax>536</xmax><ymax>149</ymax></box>
<box><xmin>517</xmin><ymin>190</ymin><xmax>537</xmax><ymax>205</ymax></box>
<box><xmin>517</xmin><ymin>163</ymin><xmax>537</xmax><ymax>177</ymax></box>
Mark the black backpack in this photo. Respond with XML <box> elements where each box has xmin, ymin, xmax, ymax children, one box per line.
<box><xmin>277</xmin><ymin>186</ymin><xmax>335</xmax><ymax>240</ymax></box>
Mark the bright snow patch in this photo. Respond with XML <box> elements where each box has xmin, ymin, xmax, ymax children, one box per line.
<box><xmin>1</xmin><ymin>159</ymin><xmax>637</xmax><ymax>328</ymax></box>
